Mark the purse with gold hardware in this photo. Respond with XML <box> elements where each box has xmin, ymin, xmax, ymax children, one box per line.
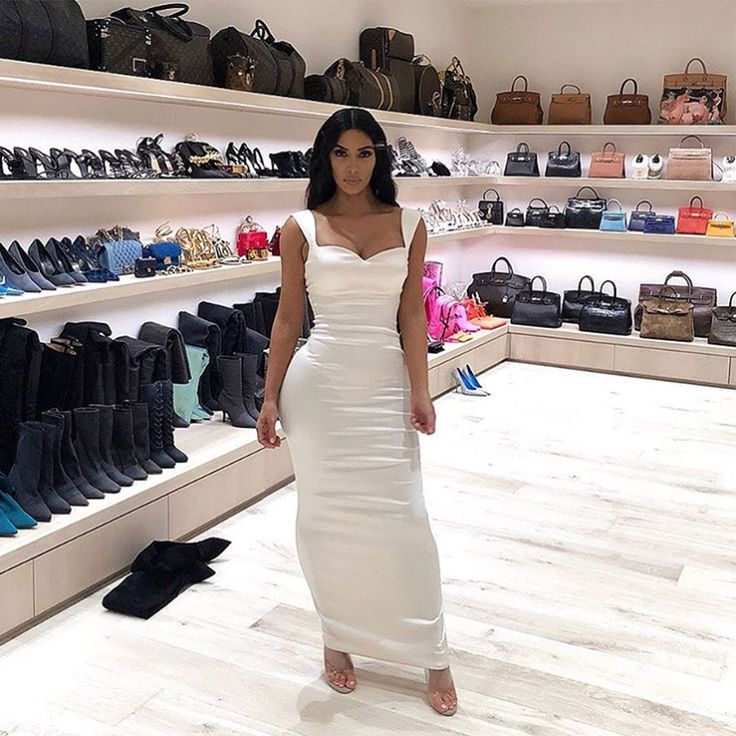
<box><xmin>705</xmin><ymin>213</ymin><xmax>735</xmax><ymax>238</ymax></box>
<box><xmin>492</xmin><ymin>75</ymin><xmax>543</xmax><ymax>124</ymax></box>
<box><xmin>548</xmin><ymin>84</ymin><xmax>591</xmax><ymax>125</ymax></box>
<box><xmin>174</xmin><ymin>134</ymin><xmax>235</xmax><ymax>178</ymax></box>
<box><xmin>640</xmin><ymin>285</ymin><xmax>694</xmax><ymax>342</ymax></box>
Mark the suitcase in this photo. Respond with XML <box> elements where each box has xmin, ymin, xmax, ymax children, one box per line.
<box><xmin>86</xmin><ymin>18</ymin><xmax>151</xmax><ymax>77</ymax></box>
<box><xmin>359</xmin><ymin>26</ymin><xmax>414</xmax><ymax>69</ymax></box>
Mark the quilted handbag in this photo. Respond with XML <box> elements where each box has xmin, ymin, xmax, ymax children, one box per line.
<box><xmin>478</xmin><ymin>188</ymin><xmax>504</xmax><ymax>225</ymax></box>
<box><xmin>579</xmin><ymin>280</ymin><xmax>633</xmax><ymax>336</ymax></box>
<box><xmin>491</xmin><ymin>75</ymin><xmax>543</xmax><ymax>124</ymax></box>
<box><xmin>97</xmin><ymin>239</ymin><xmax>143</xmax><ymax>275</ymax></box>
<box><xmin>659</xmin><ymin>57</ymin><xmax>727</xmax><ymax>125</ymax></box>
<box><xmin>540</xmin><ymin>206</ymin><xmax>566</xmax><ymax>229</ymax></box>
<box><xmin>709</xmin><ymin>291</ymin><xmax>736</xmax><ymax>346</ymax></box>
<box><xmin>564</xmin><ymin>186</ymin><xmax>607</xmax><ymax>229</ymax></box>
<box><xmin>677</xmin><ymin>196</ymin><xmax>713</xmax><ymax>235</ymax></box>
<box><xmin>643</xmin><ymin>214</ymin><xmax>676</xmax><ymax>234</ymax></box>
<box><xmin>706</xmin><ymin>213</ymin><xmax>735</xmax><ymax>238</ymax></box>
<box><xmin>466</xmin><ymin>256</ymin><xmax>531</xmax><ymax>318</ymax></box>
<box><xmin>511</xmin><ymin>276</ymin><xmax>563</xmax><ymax>328</ymax></box>
<box><xmin>628</xmin><ymin>200</ymin><xmax>656</xmax><ymax>232</ymax></box>
<box><xmin>600</xmin><ymin>199</ymin><xmax>628</xmax><ymax>232</ymax></box>
<box><xmin>548</xmin><ymin>84</ymin><xmax>591</xmax><ymax>125</ymax></box>
<box><xmin>525</xmin><ymin>198</ymin><xmax>549</xmax><ymax>227</ymax></box>
<box><xmin>545</xmin><ymin>140</ymin><xmax>581</xmax><ymax>177</ymax></box>
<box><xmin>143</xmin><ymin>240</ymin><xmax>182</xmax><ymax>269</ymax></box>
<box><xmin>504</xmin><ymin>142</ymin><xmax>539</xmax><ymax>176</ymax></box>
<box><xmin>604</xmin><ymin>78</ymin><xmax>651</xmax><ymax>125</ymax></box>
<box><xmin>505</xmin><ymin>208</ymin><xmax>525</xmax><ymax>227</ymax></box>
<box><xmin>640</xmin><ymin>286</ymin><xmax>695</xmax><ymax>342</ymax></box>
<box><xmin>562</xmin><ymin>275</ymin><xmax>597</xmax><ymax>323</ymax></box>
<box><xmin>111</xmin><ymin>3</ymin><xmax>214</xmax><ymax>85</ymax></box>
<box><xmin>590</xmin><ymin>142</ymin><xmax>625</xmax><ymax>178</ymax></box>
<box><xmin>666</xmin><ymin>135</ymin><xmax>713</xmax><ymax>180</ymax></box>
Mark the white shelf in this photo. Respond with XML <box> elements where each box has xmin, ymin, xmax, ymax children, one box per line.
<box><xmin>0</xmin><ymin>258</ymin><xmax>281</xmax><ymax>320</ymax></box>
<box><xmin>488</xmin><ymin>124</ymin><xmax>736</xmax><ymax>137</ymax></box>
<box><xmin>496</xmin><ymin>177</ymin><xmax>736</xmax><ymax>192</ymax></box>
<box><xmin>427</xmin><ymin>226</ymin><xmax>494</xmax><ymax>243</ymax></box>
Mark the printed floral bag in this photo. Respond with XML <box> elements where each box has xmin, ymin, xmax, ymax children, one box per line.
<box><xmin>659</xmin><ymin>57</ymin><xmax>727</xmax><ymax>125</ymax></box>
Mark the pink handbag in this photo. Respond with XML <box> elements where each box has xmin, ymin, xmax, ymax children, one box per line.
<box><xmin>589</xmin><ymin>142</ymin><xmax>625</xmax><ymax>178</ymax></box>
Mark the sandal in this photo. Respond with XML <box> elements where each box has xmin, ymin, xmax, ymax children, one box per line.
<box><xmin>324</xmin><ymin>649</ymin><xmax>356</xmax><ymax>694</ymax></box>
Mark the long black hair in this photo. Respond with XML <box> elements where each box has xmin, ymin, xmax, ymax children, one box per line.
<box><xmin>306</xmin><ymin>108</ymin><xmax>398</xmax><ymax>210</ymax></box>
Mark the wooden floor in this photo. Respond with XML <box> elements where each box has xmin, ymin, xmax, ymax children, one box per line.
<box><xmin>1</xmin><ymin>362</ymin><xmax>735</xmax><ymax>735</ymax></box>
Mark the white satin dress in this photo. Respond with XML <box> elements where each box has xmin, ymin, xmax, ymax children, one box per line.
<box><xmin>278</xmin><ymin>207</ymin><xmax>450</xmax><ymax>670</ymax></box>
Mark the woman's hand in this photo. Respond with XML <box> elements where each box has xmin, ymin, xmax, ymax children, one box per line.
<box><xmin>256</xmin><ymin>399</ymin><xmax>282</xmax><ymax>449</ymax></box>
<box><xmin>410</xmin><ymin>390</ymin><xmax>436</xmax><ymax>435</ymax></box>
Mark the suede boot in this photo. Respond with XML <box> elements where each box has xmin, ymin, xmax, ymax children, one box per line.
<box><xmin>112</xmin><ymin>405</ymin><xmax>147</xmax><ymax>480</ymax></box>
<box><xmin>90</xmin><ymin>404</ymin><xmax>134</xmax><ymax>487</ymax></box>
<box><xmin>8</xmin><ymin>422</ymin><xmax>51</xmax><ymax>522</ymax></box>
<box><xmin>72</xmin><ymin>408</ymin><xmax>121</xmax><ymax>493</ymax></box>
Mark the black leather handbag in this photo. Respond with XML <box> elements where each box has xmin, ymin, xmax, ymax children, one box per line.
<box><xmin>412</xmin><ymin>55</ymin><xmax>442</xmax><ymax>116</ymax></box>
<box><xmin>478</xmin><ymin>188</ymin><xmax>504</xmax><ymax>225</ymax></box>
<box><xmin>441</xmin><ymin>56</ymin><xmax>478</xmax><ymax>121</ymax></box>
<box><xmin>564</xmin><ymin>186</ymin><xmax>607</xmax><ymax>229</ymax></box>
<box><xmin>545</xmin><ymin>140</ymin><xmax>581</xmax><ymax>177</ymax></box>
<box><xmin>579</xmin><ymin>280</ymin><xmax>633</xmax><ymax>336</ymax></box>
<box><xmin>525</xmin><ymin>198</ymin><xmax>549</xmax><ymax>227</ymax></box>
<box><xmin>0</xmin><ymin>0</ymin><xmax>88</xmax><ymax>68</ymax></box>
<box><xmin>709</xmin><ymin>291</ymin><xmax>736</xmax><ymax>346</ymax></box>
<box><xmin>504</xmin><ymin>143</ymin><xmax>539</xmax><ymax>177</ymax></box>
<box><xmin>87</xmin><ymin>18</ymin><xmax>151</xmax><ymax>76</ymax></box>
<box><xmin>466</xmin><ymin>257</ymin><xmax>531</xmax><ymax>318</ymax></box>
<box><xmin>505</xmin><ymin>208</ymin><xmax>525</xmax><ymax>227</ymax></box>
<box><xmin>540</xmin><ymin>206</ymin><xmax>566</xmax><ymax>229</ymax></box>
<box><xmin>562</xmin><ymin>275</ymin><xmax>597</xmax><ymax>323</ymax></box>
<box><xmin>111</xmin><ymin>3</ymin><xmax>214</xmax><ymax>85</ymax></box>
<box><xmin>511</xmin><ymin>276</ymin><xmax>563</xmax><ymax>328</ymax></box>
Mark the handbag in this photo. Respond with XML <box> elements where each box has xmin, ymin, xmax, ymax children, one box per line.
<box><xmin>511</xmin><ymin>276</ymin><xmax>563</xmax><ymax>328</ymax></box>
<box><xmin>643</xmin><ymin>214</ymin><xmax>676</xmax><ymax>235</ymax></box>
<box><xmin>600</xmin><ymin>199</ymin><xmax>628</xmax><ymax>232</ymax></box>
<box><xmin>134</xmin><ymin>256</ymin><xmax>156</xmax><ymax>277</ymax></box>
<box><xmin>87</xmin><ymin>18</ymin><xmax>151</xmax><ymax>76</ymax></box>
<box><xmin>562</xmin><ymin>275</ymin><xmax>596</xmax><ymax>323</ymax></box>
<box><xmin>677</xmin><ymin>196</ymin><xmax>713</xmax><ymax>235</ymax></box>
<box><xmin>604</xmin><ymin>78</ymin><xmax>652</xmax><ymax>125</ymax></box>
<box><xmin>0</xmin><ymin>0</ymin><xmax>88</xmax><ymax>69</ymax></box>
<box><xmin>466</xmin><ymin>256</ymin><xmax>531</xmax><ymax>318</ymax></box>
<box><xmin>545</xmin><ymin>140</ymin><xmax>581</xmax><ymax>177</ymax></box>
<box><xmin>441</xmin><ymin>56</ymin><xmax>478</xmax><ymax>121</ymax></box>
<box><xmin>706</xmin><ymin>213</ymin><xmax>735</xmax><ymax>238</ymax></box>
<box><xmin>359</xmin><ymin>27</ymin><xmax>414</xmax><ymax>69</ymax></box>
<box><xmin>478</xmin><ymin>188</ymin><xmax>504</xmax><ymax>225</ymax></box>
<box><xmin>505</xmin><ymin>208</ymin><xmax>525</xmax><ymax>227</ymax></box>
<box><xmin>97</xmin><ymin>239</ymin><xmax>143</xmax><ymax>275</ymax></box>
<box><xmin>540</xmin><ymin>206</ymin><xmax>566</xmax><ymax>229</ymax></box>
<box><xmin>412</xmin><ymin>55</ymin><xmax>442</xmax><ymax>116</ymax></box>
<box><xmin>491</xmin><ymin>75</ymin><xmax>543</xmax><ymax>125</ymax></box>
<box><xmin>304</xmin><ymin>74</ymin><xmax>350</xmax><ymax>105</ymax></box>
<box><xmin>640</xmin><ymin>286</ymin><xmax>695</xmax><ymax>342</ymax></box>
<box><xmin>659</xmin><ymin>57</ymin><xmax>727</xmax><ymax>125</ymax></box>
<box><xmin>111</xmin><ymin>3</ymin><xmax>214</xmax><ymax>85</ymax></box>
<box><xmin>709</xmin><ymin>291</ymin><xmax>736</xmax><ymax>346</ymax></box>
<box><xmin>324</xmin><ymin>58</ymin><xmax>399</xmax><ymax>111</ymax></box>
<box><xmin>666</xmin><ymin>136</ymin><xmax>713</xmax><ymax>180</ymax></box>
<box><xmin>589</xmin><ymin>142</ymin><xmax>625</xmax><ymax>178</ymax></box>
<box><xmin>504</xmin><ymin>142</ymin><xmax>539</xmax><ymax>177</ymax></box>
<box><xmin>579</xmin><ymin>280</ymin><xmax>633</xmax><ymax>336</ymax></box>
<box><xmin>142</xmin><ymin>240</ymin><xmax>182</xmax><ymax>269</ymax></box>
<box><xmin>525</xmin><ymin>198</ymin><xmax>549</xmax><ymax>227</ymax></box>
<box><xmin>628</xmin><ymin>200</ymin><xmax>656</xmax><ymax>232</ymax></box>
<box><xmin>548</xmin><ymin>84</ymin><xmax>591</xmax><ymax>125</ymax></box>
<box><xmin>564</xmin><ymin>186</ymin><xmax>607</xmax><ymax>229</ymax></box>
<box><xmin>634</xmin><ymin>270</ymin><xmax>716</xmax><ymax>337</ymax></box>
<box><xmin>248</xmin><ymin>19</ymin><xmax>305</xmax><ymax>98</ymax></box>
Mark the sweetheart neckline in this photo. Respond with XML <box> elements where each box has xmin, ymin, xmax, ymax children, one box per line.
<box><xmin>312</xmin><ymin>244</ymin><xmax>406</xmax><ymax>263</ymax></box>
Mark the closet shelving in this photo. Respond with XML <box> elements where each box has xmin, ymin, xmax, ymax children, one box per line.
<box><xmin>488</xmin><ymin>124</ymin><xmax>736</xmax><ymax>137</ymax></box>
<box><xmin>494</xmin><ymin>177</ymin><xmax>736</xmax><ymax>192</ymax></box>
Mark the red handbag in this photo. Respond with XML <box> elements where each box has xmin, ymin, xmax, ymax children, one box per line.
<box><xmin>676</xmin><ymin>196</ymin><xmax>713</xmax><ymax>235</ymax></box>
<box><xmin>236</xmin><ymin>216</ymin><xmax>268</xmax><ymax>256</ymax></box>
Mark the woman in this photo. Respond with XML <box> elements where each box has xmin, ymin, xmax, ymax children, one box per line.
<box><xmin>256</xmin><ymin>108</ymin><xmax>458</xmax><ymax>716</ymax></box>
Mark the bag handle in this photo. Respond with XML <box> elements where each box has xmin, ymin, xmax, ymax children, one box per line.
<box><xmin>548</xmin><ymin>205</ymin><xmax>561</xmax><ymax>213</ymax></box>
<box><xmin>635</xmin><ymin>200</ymin><xmax>653</xmax><ymax>212</ymax></box>
<box><xmin>602</xmin><ymin>141</ymin><xmax>617</xmax><ymax>154</ymax></box>
<box><xmin>560</xmin><ymin>84</ymin><xmax>582</xmax><ymax>94</ymax></box>
<box><xmin>688</xmin><ymin>195</ymin><xmax>705</xmax><ymax>209</ymax></box>
<box><xmin>606</xmin><ymin>198</ymin><xmax>624</xmax><ymax>212</ymax></box>
<box><xmin>729</xmin><ymin>291</ymin><xmax>736</xmax><ymax>311</ymax></box>
<box><xmin>577</xmin><ymin>274</ymin><xmax>595</xmax><ymax>292</ymax></box>
<box><xmin>712</xmin><ymin>212</ymin><xmax>730</xmax><ymax>220</ymax></box>
<box><xmin>511</xmin><ymin>75</ymin><xmax>529</xmax><ymax>92</ymax></box>
<box><xmin>482</xmin><ymin>188</ymin><xmax>501</xmax><ymax>201</ymax></box>
<box><xmin>413</xmin><ymin>54</ymin><xmax>433</xmax><ymax>67</ymax></box>
<box><xmin>599</xmin><ymin>279</ymin><xmax>618</xmax><ymax>299</ymax></box>
<box><xmin>251</xmin><ymin>18</ymin><xmax>275</xmax><ymax>43</ymax></box>
<box><xmin>657</xmin><ymin>284</ymin><xmax>683</xmax><ymax>301</ymax></box>
<box><xmin>146</xmin><ymin>3</ymin><xmax>189</xmax><ymax>17</ymax></box>
<box><xmin>490</xmin><ymin>256</ymin><xmax>514</xmax><ymax>275</ymax></box>
<box><xmin>528</xmin><ymin>275</ymin><xmax>547</xmax><ymax>293</ymax></box>
<box><xmin>664</xmin><ymin>270</ymin><xmax>695</xmax><ymax>291</ymax></box>
<box><xmin>684</xmin><ymin>57</ymin><xmax>708</xmax><ymax>75</ymax></box>
<box><xmin>145</xmin><ymin>3</ymin><xmax>193</xmax><ymax>41</ymax></box>
<box><xmin>679</xmin><ymin>135</ymin><xmax>705</xmax><ymax>148</ymax></box>
<box><xmin>619</xmin><ymin>78</ymin><xmax>638</xmax><ymax>95</ymax></box>
<box><xmin>515</xmin><ymin>142</ymin><xmax>530</xmax><ymax>154</ymax></box>
<box><xmin>556</xmin><ymin>140</ymin><xmax>572</xmax><ymax>156</ymax></box>
<box><xmin>528</xmin><ymin>198</ymin><xmax>548</xmax><ymax>209</ymax></box>
<box><xmin>574</xmin><ymin>186</ymin><xmax>602</xmax><ymax>199</ymax></box>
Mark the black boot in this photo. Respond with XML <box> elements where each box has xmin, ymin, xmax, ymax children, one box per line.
<box><xmin>37</xmin><ymin>423</ymin><xmax>72</xmax><ymax>514</ymax></box>
<box><xmin>139</xmin><ymin>382</ymin><xmax>176</xmax><ymax>469</ymax></box>
<box><xmin>90</xmin><ymin>404</ymin><xmax>134</xmax><ymax>487</ymax></box>
<box><xmin>161</xmin><ymin>380</ymin><xmax>188</xmax><ymax>463</ymax></box>
<box><xmin>46</xmin><ymin>409</ymin><xmax>105</xmax><ymax>500</ymax></box>
<box><xmin>128</xmin><ymin>401</ymin><xmax>162</xmax><ymax>474</ymax></box>
<box><xmin>218</xmin><ymin>355</ymin><xmax>256</xmax><ymax>428</ymax></box>
<box><xmin>233</xmin><ymin>352</ymin><xmax>260</xmax><ymax>422</ymax></box>
<box><xmin>40</xmin><ymin>411</ymin><xmax>88</xmax><ymax>507</ymax></box>
<box><xmin>72</xmin><ymin>408</ymin><xmax>121</xmax><ymax>493</ymax></box>
<box><xmin>8</xmin><ymin>422</ymin><xmax>52</xmax><ymax>522</ymax></box>
<box><xmin>112</xmin><ymin>405</ymin><xmax>147</xmax><ymax>480</ymax></box>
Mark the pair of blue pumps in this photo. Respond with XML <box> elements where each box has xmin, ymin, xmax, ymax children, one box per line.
<box><xmin>0</xmin><ymin>474</ymin><xmax>37</xmax><ymax>536</ymax></box>
<box><xmin>452</xmin><ymin>364</ymin><xmax>490</xmax><ymax>396</ymax></box>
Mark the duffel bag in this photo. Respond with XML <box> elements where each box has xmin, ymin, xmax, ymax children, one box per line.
<box><xmin>248</xmin><ymin>18</ymin><xmax>305</xmax><ymax>98</ymax></box>
<box><xmin>304</xmin><ymin>74</ymin><xmax>350</xmax><ymax>105</ymax></box>
<box><xmin>210</xmin><ymin>27</ymin><xmax>277</xmax><ymax>94</ymax></box>
<box><xmin>385</xmin><ymin>57</ymin><xmax>416</xmax><ymax>114</ymax></box>
<box><xmin>412</xmin><ymin>55</ymin><xmax>441</xmax><ymax>116</ymax></box>
<box><xmin>324</xmin><ymin>59</ymin><xmax>399</xmax><ymax>111</ymax></box>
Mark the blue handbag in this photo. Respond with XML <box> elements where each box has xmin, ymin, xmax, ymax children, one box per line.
<box><xmin>642</xmin><ymin>214</ymin><xmax>676</xmax><ymax>235</ymax></box>
<box><xmin>143</xmin><ymin>241</ymin><xmax>182</xmax><ymax>270</ymax></box>
<box><xmin>628</xmin><ymin>200</ymin><xmax>656</xmax><ymax>232</ymax></box>
<box><xmin>600</xmin><ymin>199</ymin><xmax>627</xmax><ymax>232</ymax></box>
<box><xmin>97</xmin><ymin>238</ymin><xmax>143</xmax><ymax>275</ymax></box>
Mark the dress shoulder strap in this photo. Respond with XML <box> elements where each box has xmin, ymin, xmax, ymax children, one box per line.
<box><xmin>401</xmin><ymin>208</ymin><xmax>424</xmax><ymax>249</ymax></box>
<box><xmin>290</xmin><ymin>209</ymin><xmax>316</xmax><ymax>247</ymax></box>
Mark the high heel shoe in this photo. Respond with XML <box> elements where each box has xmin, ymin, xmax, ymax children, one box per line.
<box><xmin>28</xmin><ymin>147</ymin><xmax>60</xmax><ymax>179</ymax></box>
<box><xmin>224</xmin><ymin>142</ymin><xmax>254</xmax><ymax>178</ymax></box>
<box><xmin>0</xmin><ymin>242</ymin><xmax>41</xmax><ymax>293</ymax></box>
<box><xmin>116</xmin><ymin>148</ymin><xmax>157</xmax><ymax>179</ymax></box>
<box><xmin>12</xmin><ymin>147</ymin><xmax>44</xmax><ymax>179</ymax></box>
<box><xmin>136</xmin><ymin>134</ymin><xmax>178</xmax><ymax>178</ymax></box>
<box><xmin>0</xmin><ymin>273</ymin><xmax>23</xmax><ymax>296</ymax></box>
<box><xmin>324</xmin><ymin>648</ymin><xmax>356</xmax><ymax>694</ymax></box>
<box><xmin>78</xmin><ymin>149</ymin><xmax>108</xmax><ymax>179</ymax></box>
<box><xmin>269</xmin><ymin>151</ymin><xmax>300</xmax><ymax>178</ymax></box>
<box><xmin>8</xmin><ymin>241</ymin><xmax>56</xmax><ymax>290</ymax></box>
<box><xmin>99</xmin><ymin>150</ymin><xmax>125</xmax><ymax>179</ymax></box>
<box><xmin>452</xmin><ymin>367</ymin><xmax>488</xmax><ymax>396</ymax></box>
<box><xmin>47</xmin><ymin>238</ymin><xmax>87</xmax><ymax>283</ymax></box>
<box><xmin>67</xmin><ymin>235</ymin><xmax>113</xmax><ymax>282</ymax></box>
<box><xmin>28</xmin><ymin>238</ymin><xmax>77</xmax><ymax>287</ymax></box>
<box><xmin>49</xmin><ymin>148</ymin><xmax>82</xmax><ymax>179</ymax></box>
<box><xmin>425</xmin><ymin>668</ymin><xmax>458</xmax><ymax>716</ymax></box>
<box><xmin>0</xmin><ymin>146</ymin><xmax>21</xmax><ymax>179</ymax></box>
<box><xmin>246</xmin><ymin>146</ymin><xmax>277</xmax><ymax>177</ymax></box>
<box><xmin>463</xmin><ymin>364</ymin><xmax>489</xmax><ymax>394</ymax></box>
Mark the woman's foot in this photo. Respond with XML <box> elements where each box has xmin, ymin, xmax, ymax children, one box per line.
<box><xmin>323</xmin><ymin>645</ymin><xmax>357</xmax><ymax>693</ymax></box>
<box><xmin>426</xmin><ymin>666</ymin><xmax>458</xmax><ymax>715</ymax></box>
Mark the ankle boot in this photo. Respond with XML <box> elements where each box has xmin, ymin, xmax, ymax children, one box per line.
<box><xmin>128</xmin><ymin>401</ymin><xmax>162</xmax><ymax>474</ymax></box>
<box><xmin>37</xmin><ymin>423</ymin><xmax>72</xmax><ymax>514</ymax></box>
<box><xmin>139</xmin><ymin>382</ymin><xmax>176</xmax><ymax>469</ymax></box>
<box><xmin>160</xmin><ymin>379</ymin><xmax>188</xmax><ymax>462</ymax></box>
<box><xmin>217</xmin><ymin>355</ymin><xmax>256</xmax><ymax>428</ymax></box>
<box><xmin>0</xmin><ymin>473</ymin><xmax>37</xmax><ymax>529</ymax></box>
<box><xmin>72</xmin><ymin>408</ymin><xmax>121</xmax><ymax>493</ymax></box>
<box><xmin>233</xmin><ymin>352</ymin><xmax>260</xmax><ymax>422</ymax></box>
<box><xmin>90</xmin><ymin>404</ymin><xmax>134</xmax><ymax>487</ymax></box>
<box><xmin>40</xmin><ymin>411</ymin><xmax>88</xmax><ymax>506</ymax></box>
<box><xmin>46</xmin><ymin>409</ymin><xmax>105</xmax><ymax>500</ymax></box>
<box><xmin>112</xmin><ymin>405</ymin><xmax>147</xmax><ymax>480</ymax></box>
<box><xmin>8</xmin><ymin>422</ymin><xmax>52</xmax><ymax>522</ymax></box>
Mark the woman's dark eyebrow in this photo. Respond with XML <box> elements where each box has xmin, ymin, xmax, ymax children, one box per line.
<box><xmin>333</xmin><ymin>145</ymin><xmax>375</xmax><ymax>151</ymax></box>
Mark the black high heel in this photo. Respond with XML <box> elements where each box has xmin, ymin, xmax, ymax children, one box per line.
<box><xmin>99</xmin><ymin>150</ymin><xmax>125</xmax><ymax>179</ymax></box>
<box><xmin>8</xmin><ymin>241</ymin><xmax>56</xmax><ymax>290</ymax></box>
<box><xmin>47</xmin><ymin>238</ymin><xmax>87</xmax><ymax>283</ymax></box>
<box><xmin>115</xmin><ymin>149</ymin><xmax>156</xmax><ymax>178</ymax></box>
<box><xmin>80</xmin><ymin>150</ymin><xmax>108</xmax><ymax>179</ymax></box>
<box><xmin>13</xmin><ymin>147</ymin><xmax>43</xmax><ymax>179</ymax></box>
<box><xmin>28</xmin><ymin>147</ymin><xmax>59</xmax><ymax>179</ymax></box>
<box><xmin>270</xmin><ymin>151</ymin><xmax>299</xmax><ymax>178</ymax></box>
<box><xmin>49</xmin><ymin>148</ymin><xmax>82</xmax><ymax>180</ymax></box>
<box><xmin>244</xmin><ymin>146</ymin><xmax>276</xmax><ymax>177</ymax></box>
<box><xmin>0</xmin><ymin>146</ymin><xmax>21</xmax><ymax>179</ymax></box>
<box><xmin>68</xmin><ymin>235</ymin><xmax>115</xmax><ymax>282</ymax></box>
<box><xmin>136</xmin><ymin>135</ymin><xmax>178</xmax><ymax>178</ymax></box>
<box><xmin>225</xmin><ymin>142</ymin><xmax>254</xmax><ymax>178</ymax></box>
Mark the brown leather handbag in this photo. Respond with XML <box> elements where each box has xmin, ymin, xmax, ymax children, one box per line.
<box><xmin>604</xmin><ymin>78</ymin><xmax>651</xmax><ymax>124</ymax></box>
<box><xmin>659</xmin><ymin>57</ymin><xmax>727</xmax><ymax>125</ymax></box>
<box><xmin>491</xmin><ymin>75</ymin><xmax>543</xmax><ymax>125</ymax></box>
<box><xmin>589</xmin><ymin>142</ymin><xmax>625</xmax><ymax>178</ymax></box>
<box><xmin>640</xmin><ymin>286</ymin><xmax>695</xmax><ymax>342</ymax></box>
<box><xmin>548</xmin><ymin>84</ymin><xmax>591</xmax><ymax>124</ymax></box>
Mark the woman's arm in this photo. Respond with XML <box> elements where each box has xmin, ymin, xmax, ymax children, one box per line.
<box><xmin>256</xmin><ymin>216</ymin><xmax>306</xmax><ymax>448</ymax></box>
<box><xmin>397</xmin><ymin>216</ymin><xmax>435</xmax><ymax>434</ymax></box>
